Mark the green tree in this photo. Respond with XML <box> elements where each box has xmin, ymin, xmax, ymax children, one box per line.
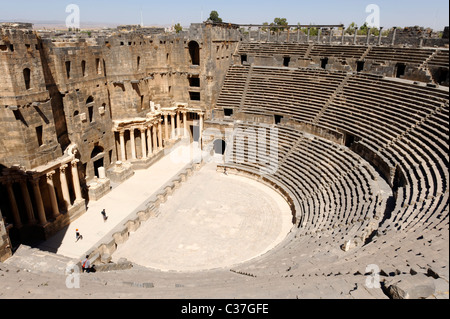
<box><xmin>345</xmin><ymin>22</ymin><xmax>357</xmax><ymax>35</ymax></box>
<box><xmin>209</xmin><ymin>11</ymin><xmax>223</xmax><ymax>23</ymax></box>
<box><xmin>272</xmin><ymin>17</ymin><xmax>288</xmax><ymax>31</ymax></box>
<box><xmin>174</xmin><ymin>23</ymin><xmax>183</xmax><ymax>33</ymax></box>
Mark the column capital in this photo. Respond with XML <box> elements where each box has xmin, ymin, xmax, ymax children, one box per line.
<box><xmin>71</xmin><ymin>159</ymin><xmax>80</xmax><ymax>166</ymax></box>
<box><xmin>60</xmin><ymin>164</ymin><xmax>69</xmax><ymax>173</ymax></box>
<box><xmin>46</xmin><ymin>170</ymin><xmax>56</xmax><ymax>180</ymax></box>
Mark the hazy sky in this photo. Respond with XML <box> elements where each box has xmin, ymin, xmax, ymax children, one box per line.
<box><xmin>0</xmin><ymin>0</ymin><xmax>448</xmax><ymax>29</ymax></box>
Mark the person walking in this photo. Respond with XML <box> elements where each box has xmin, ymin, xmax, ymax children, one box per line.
<box><xmin>75</xmin><ymin>229</ymin><xmax>83</xmax><ymax>242</ymax></box>
<box><xmin>101</xmin><ymin>209</ymin><xmax>108</xmax><ymax>222</ymax></box>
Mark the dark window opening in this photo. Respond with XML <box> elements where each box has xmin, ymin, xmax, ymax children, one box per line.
<box><xmin>436</xmin><ymin>67</ymin><xmax>449</xmax><ymax>84</ymax></box>
<box><xmin>103</xmin><ymin>59</ymin><xmax>107</xmax><ymax>77</ymax></box>
<box><xmin>241</xmin><ymin>54</ymin><xmax>247</xmax><ymax>64</ymax></box>
<box><xmin>213</xmin><ymin>140</ymin><xmax>226</xmax><ymax>155</ymax></box>
<box><xmin>283</xmin><ymin>57</ymin><xmax>291</xmax><ymax>67</ymax></box>
<box><xmin>65</xmin><ymin>61</ymin><xmax>71</xmax><ymax>79</ymax></box>
<box><xmin>96</xmin><ymin>58</ymin><xmax>101</xmax><ymax>74</ymax></box>
<box><xmin>189</xmin><ymin>92</ymin><xmax>201</xmax><ymax>101</ymax></box>
<box><xmin>0</xmin><ymin>45</ymin><xmax>7</xmax><ymax>51</ymax></box>
<box><xmin>188</xmin><ymin>77</ymin><xmax>200</xmax><ymax>87</ymax></box>
<box><xmin>274</xmin><ymin>115</ymin><xmax>283</xmax><ymax>124</ymax></box>
<box><xmin>120</xmin><ymin>42</ymin><xmax>124</xmax><ymax>46</ymax></box>
<box><xmin>395</xmin><ymin>63</ymin><xmax>406</xmax><ymax>78</ymax></box>
<box><xmin>137</xmin><ymin>56</ymin><xmax>141</xmax><ymax>70</ymax></box>
<box><xmin>320</xmin><ymin>57</ymin><xmax>328</xmax><ymax>69</ymax></box>
<box><xmin>81</xmin><ymin>60</ymin><xmax>86</xmax><ymax>77</ymax></box>
<box><xmin>36</xmin><ymin>126</ymin><xmax>43</xmax><ymax>146</ymax></box>
<box><xmin>88</xmin><ymin>106</ymin><xmax>94</xmax><ymax>123</ymax></box>
<box><xmin>356</xmin><ymin>61</ymin><xmax>365</xmax><ymax>72</ymax></box>
<box><xmin>74</xmin><ymin>110</ymin><xmax>79</xmax><ymax>117</ymax></box>
<box><xmin>23</xmin><ymin>68</ymin><xmax>31</xmax><ymax>90</ymax></box>
<box><xmin>9</xmin><ymin>44</ymin><xmax>14</xmax><ymax>52</ymax></box>
<box><xmin>188</xmin><ymin>41</ymin><xmax>200</xmax><ymax>66</ymax></box>
<box><xmin>345</xmin><ymin>133</ymin><xmax>355</xmax><ymax>148</ymax></box>
<box><xmin>224</xmin><ymin>108</ymin><xmax>234</xmax><ymax>117</ymax></box>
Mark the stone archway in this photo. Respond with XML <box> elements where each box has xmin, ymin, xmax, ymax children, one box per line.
<box><xmin>188</xmin><ymin>41</ymin><xmax>200</xmax><ymax>66</ymax></box>
<box><xmin>91</xmin><ymin>145</ymin><xmax>105</xmax><ymax>178</ymax></box>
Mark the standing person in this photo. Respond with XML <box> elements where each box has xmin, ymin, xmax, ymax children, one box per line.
<box><xmin>224</xmin><ymin>167</ymin><xmax>228</xmax><ymax>176</ymax></box>
<box><xmin>75</xmin><ymin>229</ymin><xmax>83</xmax><ymax>242</ymax></box>
<box><xmin>101</xmin><ymin>209</ymin><xmax>108</xmax><ymax>222</ymax></box>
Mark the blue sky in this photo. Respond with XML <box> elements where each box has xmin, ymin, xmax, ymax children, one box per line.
<box><xmin>0</xmin><ymin>0</ymin><xmax>448</xmax><ymax>29</ymax></box>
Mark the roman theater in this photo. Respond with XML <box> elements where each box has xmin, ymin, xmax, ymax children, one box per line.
<box><xmin>0</xmin><ymin>20</ymin><xmax>448</xmax><ymax>299</ymax></box>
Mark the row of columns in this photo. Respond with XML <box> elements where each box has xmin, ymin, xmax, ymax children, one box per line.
<box><xmin>117</xmin><ymin>110</ymin><xmax>205</xmax><ymax>162</ymax></box>
<box><xmin>3</xmin><ymin>160</ymin><xmax>83</xmax><ymax>228</ymax></box>
<box><xmin>253</xmin><ymin>26</ymin><xmax>389</xmax><ymax>46</ymax></box>
<box><xmin>119</xmin><ymin>119</ymin><xmax>163</xmax><ymax>162</ymax></box>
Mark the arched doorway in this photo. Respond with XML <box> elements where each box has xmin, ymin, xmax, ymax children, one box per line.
<box><xmin>188</xmin><ymin>41</ymin><xmax>200</xmax><ymax>66</ymax></box>
<box><xmin>213</xmin><ymin>139</ymin><xmax>226</xmax><ymax>155</ymax></box>
<box><xmin>91</xmin><ymin>145</ymin><xmax>105</xmax><ymax>178</ymax></box>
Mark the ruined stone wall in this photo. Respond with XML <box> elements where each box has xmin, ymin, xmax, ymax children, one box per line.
<box><xmin>0</xmin><ymin>25</ymin><xmax>61</xmax><ymax>169</ymax></box>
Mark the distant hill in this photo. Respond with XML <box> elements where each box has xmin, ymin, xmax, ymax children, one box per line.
<box><xmin>0</xmin><ymin>19</ymin><xmax>151</xmax><ymax>30</ymax></box>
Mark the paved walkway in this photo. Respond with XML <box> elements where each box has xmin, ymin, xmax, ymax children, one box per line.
<box><xmin>37</xmin><ymin>142</ymin><xmax>196</xmax><ymax>260</ymax></box>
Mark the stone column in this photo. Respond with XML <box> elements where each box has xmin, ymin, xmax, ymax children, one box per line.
<box><xmin>119</xmin><ymin>130</ymin><xmax>126</xmax><ymax>161</ymax></box>
<box><xmin>317</xmin><ymin>28</ymin><xmax>322</xmax><ymax>44</ymax></box>
<box><xmin>158</xmin><ymin>120</ymin><xmax>163</xmax><ymax>149</ymax></box>
<box><xmin>147</xmin><ymin>127</ymin><xmax>153</xmax><ymax>156</ymax></box>
<box><xmin>71</xmin><ymin>160</ymin><xmax>83</xmax><ymax>203</ymax></box>
<box><xmin>59</xmin><ymin>164</ymin><xmax>71</xmax><ymax>210</ymax></box>
<box><xmin>20</xmin><ymin>181</ymin><xmax>36</xmax><ymax>224</ymax></box>
<box><xmin>199</xmin><ymin>112</ymin><xmax>204</xmax><ymax>147</ymax></box>
<box><xmin>31</xmin><ymin>179</ymin><xmax>47</xmax><ymax>225</ymax></box>
<box><xmin>130</xmin><ymin>128</ymin><xmax>136</xmax><ymax>160</ymax></box>
<box><xmin>341</xmin><ymin>28</ymin><xmax>345</xmax><ymax>44</ymax></box>
<box><xmin>152</xmin><ymin>122</ymin><xmax>158</xmax><ymax>154</ymax></box>
<box><xmin>258</xmin><ymin>27</ymin><xmax>261</xmax><ymax>42</ymax></box>
<box><xmin>307</xmin><ymin>28</ymin><xmax>310</xmax><ymax>42</ymax></box>
<box><xmin>297</xmin><ymin>28</ymin><xmax>301</xmax><ymax>43</ymax></box>
<box><xmin>170</xmin><ymin>113</ymin><xmax>176</xmax><ymax>140</ymax></box>
<box><xmin>46</xmin><ymin>171</ymin><xmax>60</xmax><ymax>219</ymax></box>
<box><xmin>6</xmin><ymin>182</ymin><xmax>22</xmax><ymax>228</ymax></box>
<box><xmin>182</xmin><ymin>111</ymin><xmax>188</xmax><ymax>138</ymax></box>
<box><xmin>267</xmin><ymin>29</ymin><xmax>270</xmax><ymax>42</ymax></box>
<box><xmin>140</xmin><ymin>128</ymin><xmax>147</xmax><ymax>159</ymax></box>
<box><xmin>353</xmin><ymin>27</ymin><xmax>358</xmax><ymax>45</ymax></box>
<box><xmin>366</xmin><ymin>29</ymin><xmax>371</xmax><ymax>45</ymax></box>
<box><xmin>329</xmin><ymin>28</ymin><xmax>333</xmax><ymax>43</ymax></box>
<box><xmin>378</xmin><ymin>27</ymin><xmax>383</xmax><ymax>46</ymax></box>
<box><xmin>164</xmin><ymin>113</ymin><xmax>169</xmax><ymax>142</ymax></box>
<box><xmin>391</xmin><ymin>27</ymin><xmax>397</xmax><ymax>46</ymax></box>
<box><xmin>176</xmin><ymin>111</ymin><xmax>181</xmax><ymax>138</ymax></box>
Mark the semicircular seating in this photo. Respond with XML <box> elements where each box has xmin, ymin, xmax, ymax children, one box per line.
<box><xmin>216</xmin><ymin>62</ymin><xmax>449</xmax><ymax>281</ymax></box>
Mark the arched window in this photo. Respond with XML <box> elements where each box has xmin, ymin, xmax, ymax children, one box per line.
<box><xmin>188</xmin><ymin>41</ymin><xmax>200</xmax><ymax>66</ymax></box>
<box><xmin>137</xmin><ymin>56</ymin><xmax>141</xmax><ymax>70</ymax></box>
